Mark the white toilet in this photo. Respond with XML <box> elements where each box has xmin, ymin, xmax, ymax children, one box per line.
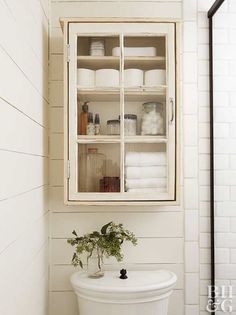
<box><xmin>71</xmin><ymin>270</ymin><xmax>177</xmax><ymax>315</ymax></box>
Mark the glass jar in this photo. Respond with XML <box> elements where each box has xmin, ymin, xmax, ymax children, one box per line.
<box><xmin>124</xmin><ymin>114</ymin><xmax>137</xmax><ymax>136</ymax></box>
<box><xmin>79</xmin><ymin>148</ymin><xmax>106</xmax><ymax>192</ymax></box>
<box><xmin>141</xmin><ymin>102</ymin><xmax>164</xmax><ymax>135</ymax></box>
<box><xmin>107</xmin><ymin>119</ymin><xmax>120</xmax><ymax>135</ymax></box>
<box><xmin>87</xmin><ymin>246</ymin><xmax>104</xmax><ymax>278</ymax></box>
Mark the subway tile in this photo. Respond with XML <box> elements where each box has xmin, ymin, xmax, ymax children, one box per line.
<box><xmin>199</xmin><ymin>139</ymin><xmax>210</xmax><ymax>154</ymax></box>
<box><xmin>184</xmin><ymin>115</ymin><xmax>198</xmax><ymax>146</ymax></box>
<box><xmin>183</xmin><ymin>0</ymin><xmax>197</xmax><ymax>20</ymax></box>
<box><xmin>198</xmin><ymin>28</ymin><xmax>209</xmax><ymax>45</ymax></box>
<box><xmin>199</xmin><ymin>123</ymin><xmax>210</xmax><ymax>139</ymax></box>
<box><xmin>200</xmin><ymin>233</ymin><xmax>211</xmax><ymax>248</ymax></box>
<box><xmin>184</xmin><ymin>147</ymin><xmax>198</xmax><ymax>178</ymax></box>
<box><xmin>183</xmin><ymin>83</ymin><xmax>198</xmax><ymax>114</ymax></box>
<box><xmin>184</xmin><ymin>22</ymin><xmax>197</xmax><ymax>52</ymax></box>
<box><xmin>185</xmin><ymin>242</ymin><xmax>199</xmax><ymax>272</ymax></box>
<box><xmin>183</xmin><ymin>52</ymin><xmax>198</xmax><ymax>83</ymax></box>
<box><xmin>200</xmin><ymin>217</ymin><xmax>210</xmax><ymax>233</ymax></box>
<box><xmin>216</xmin><ymin>201</ymin><xmax>236</xmax><ymax>216</ymax></box>
<box><xmin>199</xmin><ymin>154</ymin><xmax>210</xmax><ymax>170</ymax></box>
<box><xmin>230</xmin><ymin>187</ymin><xmax>236</xmax><ymax>201</ymax></box>
<box><xmin>185</xmin><ymin>210</ymin><xmax>199</xmax><ymax>241</ymax></box>
<box><xmin>215</xmin><ymin>248</ymin><xmax>230</xmax><ymax>264</ymax></box>
<box><xmin>215</xmin><ymin>155</ymin><xmax>229</xmax><ymax>170</ymax></box>
<box><xmin>184</xmin><ymin>179</ymin><xmax>199</xmax><ymax>209</ymax></box>
<box><xmin>214</xmin><ymin>91</ymin><xmax>229</xmax><ymax>107</ymax></box>
<box><xmin>199</xmin><ymin>171</ymin><xmax>210</xmax><ymax>186</ymax></box>
<box><xmin>198</xmin><ymin>91</ymin><xmax>209</xmax><ymax>107</ymax></box>
<box><xmin>198</xmin><ymin>60</ymin><xmax>209</xmax><ymax>76</ymax></box>
<box><xmin>185</xmin><ymin>305</ymin><xmax>199</xmax><ymax>315</ymax></box>
<box><xmin>215</xmin><ymin>217</ymin><xmax>230</xmax><ymax>232</ymax></box>
<box><xmin>185</xmin><ymin>274</ymin><xmax>199</xmax><ymax>304</ymax></box>
<box><xmin>200</xmin><ymin>248</ymin><xmax>210</xmax><ymax>264</ymax></box>
<box><xmin>200</xmin><ymin>263</ymin><xmax>211</xmax><ymax>280</ymax></box>
<box><xmin>213</xmin><ymin>29</ymin><xmax>228</xmax><ymax>44</ymax></box>
<box><xmin>214</xmin><ymin>186</ymin><xmax>230</xmax><ymax>201</ymax></box>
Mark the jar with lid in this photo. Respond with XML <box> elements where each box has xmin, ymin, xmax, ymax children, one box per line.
<box><xmin>124</xmin><ymin>114</ymin><xmax>137</xmax><ymax>136</ymax></box>
<box><xmin>79</xmin><ymin>148</ymin><xmax>106</xmax><ymax>192</ymax></box>
<box><xmin>141</xmin><ymin>102</ymin><xmax>164</xmax><ymax>136</ymax></box>
<box><xmin>107</xmin><ymin>120</ymin><xmax>120</xmax><ymax>135</ymax></box>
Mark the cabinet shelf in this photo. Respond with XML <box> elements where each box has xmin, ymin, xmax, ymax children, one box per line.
<box><xmin>76</xmin><ymin>56</ymin><xmax>166</xmax><ymax>69</ymax></box>
<box><xmin>77</xmin><ymin>56</ymin><xmax>120</xmax><ymax>69</ymax></box>
<box><xmin>77</xmin><ymin>135</ymin><xmax>120</xmax><ymax>143</ymax></box>
<box><xmin>77</xmin><ymin>86</ymin><xmax>166</xmax><ymax>102</ymax></box>
<box><xmin>77</xmin><ymin>135</ymin><xmax>167</xmax><ymax>144</ymax></box>
<box><xmin>125</xmin><ymin>56</ymin><xmax>166</xmax><ymax>69</ymax></box>
<box><xmin>124</xmin><ymin>136</ymin><xmax>167</xmax><ymax>143</ymax></box>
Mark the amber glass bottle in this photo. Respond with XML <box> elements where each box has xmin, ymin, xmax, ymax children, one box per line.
<box><xmin>79</xmin><ymin>102</ymin><xmax>89</xmax><ymax>135</ymax></box>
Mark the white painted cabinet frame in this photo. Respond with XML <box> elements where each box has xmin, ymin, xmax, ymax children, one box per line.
<box><xmin>61</xmin><ymin>18</ymin><xmax>180</xmax><ymax>206</ymax></box>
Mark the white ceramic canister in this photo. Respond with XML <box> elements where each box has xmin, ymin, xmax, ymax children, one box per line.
<box><xmin>124</xmin><ymin>69</ymin><xmax>143</xmax><ymax>87</ymax></box>
<box><xmin>144</xmin><ymin>69</ymin><xmax>166</xmax><ymax>86</ymax></box>
<box><xmin>95</xmin><ymin>69</ymin><xmax>119</xmax><ymax>87</ymax></box>
<box><xmin>77</xmin><ymin>68</ymin><xmax>95</xmax><ymax>87</ymax></box>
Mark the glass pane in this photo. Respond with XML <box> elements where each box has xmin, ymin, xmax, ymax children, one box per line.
<box><xmin>78</xmin><ymin>144</ymin><xmax>120</xmax><ymax>193</ymax></box>
<box><xmin>124</xmin><ymin>143</ymin><xmax>167</xmax><ymax>193</ymax></box>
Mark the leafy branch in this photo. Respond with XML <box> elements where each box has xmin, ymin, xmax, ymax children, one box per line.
<box><xmin>67</xmin><ymin>222</ymin><xmax>137</xmax><ymax>268</ymax></box>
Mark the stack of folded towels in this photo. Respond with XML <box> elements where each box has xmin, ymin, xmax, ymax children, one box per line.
<box><xmin>125</xmin><ymin>151</ymin><xmax>167</xmax><ymax>193</ymax></box>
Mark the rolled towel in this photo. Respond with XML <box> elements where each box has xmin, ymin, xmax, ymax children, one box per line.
<box><xmin>125</xmin><ymin>152</ymin><xmax>166</xmax><ymax>166</ymax></box>
<box><xmin>126</xmin><ymin>178</ymin><xmax>167</xmax><ymax>189</ymax></box>
<box><xmin>126</xmin><ymin>166</ymin><xmax>166</xmax><ymax>179</ymax></box>
<box><xmin>127</xmin><ymin>188</ymin><xmax>166</xmax><ymax>193</ymax></box>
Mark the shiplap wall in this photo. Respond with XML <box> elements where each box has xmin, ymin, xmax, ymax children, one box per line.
<box><xmin>0</xmin><ymin>0</ymin><xmax>49</xmax><ymax>314</ymax></box>
<box><xmin>49</xmin><ymin>1</ymin><xmax>184</xmax><ymax>315</ymax></box>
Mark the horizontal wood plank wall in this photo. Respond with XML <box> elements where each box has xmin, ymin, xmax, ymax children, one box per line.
<box><xmin>49</xmin><ymin>1</ymin><xmax>183</xmax><ymax>315</ymax></box>
<box><xmin>0</xmin><ymin>0</ymin><xmax>49</xmax><ymax>315</ymax></box>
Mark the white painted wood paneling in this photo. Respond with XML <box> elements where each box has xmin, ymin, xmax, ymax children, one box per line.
<box><xmin>0</xmin><ymin>186</ymin><xmax>48</xmax><ymax>253</ymax></box>
<box><xmin>51</xmin><ymin>2</ymin><xmax>182</xmax><ymax>27</ymax></box>
<box><xmin>51</xmin><ymin>238</ymin><xmax>183</xmax><ymax>265</ymax></box>
<box><xmin>51</xmin><ymin>212</ymin><xmax>183</xmax><ymax>238</ymax></box>
<box><xmin>0</xmin><ymin>0</ymin><xmax>49</xmax><ymax>314</ymax></box>
<box><xmin>0</xmin><ymin>151</ymin><xmax>47</xmax><ymax>200</ymax></box>
<box><xmin>0</xmin><ymin>98</ymin><xmax>47</xmax><ymax>156</ymax></box>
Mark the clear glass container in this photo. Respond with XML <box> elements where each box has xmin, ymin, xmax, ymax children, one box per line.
<box><xmin>87</xmin><ymin>246</ymin><xmax>104</xmax><ymax>278</ymax></box>
<box><xmin>141</xmin><ymin>102</ymin><xmax>164</xmax><ymax>135</ymax></box>
<box><xmin>107</xmin><ymin>119</ymin><xmax>120</xmax><ymax>135</ymax></box>
<box><xmin>79</xmin><ymin>148</ymin><xmax>106</xmax><ymax>192</ymax></box>
<box><xmin>124</xmin><ymin>114</ymin><xmax>137</xmax><ymax>136</ymax></box>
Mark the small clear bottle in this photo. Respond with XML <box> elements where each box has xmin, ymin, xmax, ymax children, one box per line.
<box><xmin>86</xmin><ymin>112</ymin><xmax>95</xmax><ymax>135</ymax></box>
<box><xmin>94</xmin><ymin>113</ymin><xmax>101</xmax><ymax>135</ymax></box>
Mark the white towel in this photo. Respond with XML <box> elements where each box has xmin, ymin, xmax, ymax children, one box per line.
<box><xmin>125</xmin><ymin>152</ymin><xmax>166</xmax><ymax>166</ymax></box>
<box><xmin>126</xmin><ymin>166</ymin><xmax>166</xmax><ymax>179</ymax></box>
<box><xmin>126</xmin><ymin>178</ymin><xmax>167</xmax><ymax>189</ymax></box>
<box><xmin>127</xmin><ymin>188</ymin><xmax>166</xmax><ymax>193</ymax></box>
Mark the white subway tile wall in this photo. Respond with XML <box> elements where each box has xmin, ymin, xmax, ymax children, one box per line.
<box><xmin>0</xmin><ymin>0</ymin><xmax>49</xmax><ymax>315</ymax></box>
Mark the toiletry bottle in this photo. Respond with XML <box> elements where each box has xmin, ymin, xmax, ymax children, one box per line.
<box><xmin>94</xmin><ymin>113</ymin><xmax>101</xmax><ymax>135</ymax></box>
<box><xmin>79</xmin><ymin>101</ymin><xmax>89</xmax><ymax>135</ymax></box>
<box><xmin>86</xmin><ymin>112</ymin><xmax>95</xmax><ymax>135</ymax></box>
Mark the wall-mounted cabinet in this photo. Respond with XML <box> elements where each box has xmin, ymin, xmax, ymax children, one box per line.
<box><xmin>61</xmin><ymin>19</ymin><xmax>180</xmax><ymax>205</ymax></box>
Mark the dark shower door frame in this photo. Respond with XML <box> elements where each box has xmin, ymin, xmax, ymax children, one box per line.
<box><xmin>208</xmin><ymin>0</ymin><xmax>226</xmax><ymax>313</ymax></box>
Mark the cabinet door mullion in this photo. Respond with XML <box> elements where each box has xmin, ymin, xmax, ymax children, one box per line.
<box><xmin>120</xmin><ymin>34</ymin><xmax>125</xmax><ymax>193</ymax></box>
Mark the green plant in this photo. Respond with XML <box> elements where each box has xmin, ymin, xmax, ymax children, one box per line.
<box><xmin>67</xmin><ymin>222</ymin><xmax>137</xmax><ymax>269</ymax></box>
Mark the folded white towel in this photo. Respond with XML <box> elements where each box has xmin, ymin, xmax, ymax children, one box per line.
<box><xmin>127</xmin><ymin>188</ymin><xmax>166</xmax><ymax>193</ymax></box>
<box><xmin>126</xmin><ymin>166</ymin><xmax>166</xmax><ymax>179</ymax></box>
<box><xmin>126</xmin><ymin>178</ymin><xmax>167</xmax><ymax>189</ymax></box>
<box><xmin>125</xmin><ymin>152</ymin><xmax>166</xmax><ymax>166</ymax></box>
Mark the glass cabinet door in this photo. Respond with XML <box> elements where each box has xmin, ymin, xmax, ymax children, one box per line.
<box><xmin>66</xmin><ymin>22</ymin><xmax>177</xmax><ymax>203</ymax></box>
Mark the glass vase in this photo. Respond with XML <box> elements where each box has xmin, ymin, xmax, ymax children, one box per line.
<box><xmin>87</xmin><ymin>247</ymin><xmax>104</xmax><ymax>278</ymax></box>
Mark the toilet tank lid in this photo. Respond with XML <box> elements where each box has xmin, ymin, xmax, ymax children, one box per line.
<box><xmin>70</xmin><ymin>270</ymin><xmax>177</xmax><ymax>293</ymax></box>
